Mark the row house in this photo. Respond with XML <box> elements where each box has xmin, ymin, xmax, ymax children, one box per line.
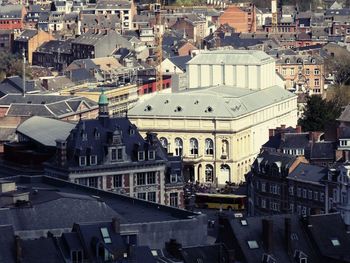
<box><xmin>13</xmin><ymin>29</ymin><xmax>55</xmax><ymax>64</ymax></box>
<box><xmin>274</xmin><ymin>53</ymin><xmax>325</xmax><ymax>95</ymax></box>
<box><xmin>247</xmin><ymin>151</ymin><xmax>337</xmax><ymax>217</ymax></box>
<box><xmin>0</xmin><ymin>5</ymin><xmax>26</xmax><ymax>31</ymax></box>
<box><xmin>94</xmin><ymin>0</ymin><xmax>136</xmax><ymax>31</ymax></box>
<box><xmin>32</xmin><ymin>39</ymin><xmax>74</xmax><ymax>71</ymax></box>
<box><xmin>44</xmin><ymin>92</ymin><xmax>184</xmax><ymax>208</ymax></box>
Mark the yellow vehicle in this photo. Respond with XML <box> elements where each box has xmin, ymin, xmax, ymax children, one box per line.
<box><xmin>194</xmin><ymin>193</ymin><xmax>246</xmax><ymax>210</ymax></box>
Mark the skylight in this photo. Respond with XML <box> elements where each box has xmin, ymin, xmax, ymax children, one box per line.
<box><xmin>241</xmin><ymin>219</ymin><xmax>248</xmax><ymax>226</ymax></box>
<box><xmin>100</xmin><ymin>227</ymin><xmax>112</xmax><ymax>244</ymax></box>
<box><xmin>331</xmin><ymin>238</ymin><xmax>340</xmax><ymax>246</ymax></box>
<box><xmin>247</xmin><ymin>240</ymin><xmax>259</xmax><ymax>249</ymax></box>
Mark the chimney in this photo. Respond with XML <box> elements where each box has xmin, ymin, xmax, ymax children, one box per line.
<box><xmin>112</xmin><ymin>217</ymin><xmax>120</xmax><ymax>234</ymax></box>
<box><xmin>281</xmin><ymin>124</ymin><xmax>286</xmax><ymax>129</ymax></box>
<box><xmin>262</xmin><ymin>219</ymin><xmax>273</xmax><ymax>254</ymax></box>
<box><xmin>15</xmin><ymin>236</ymin><xmax>22</xmax><ymax>263</ymax></box>
<box><xmin>296</xmin><ymin>125</ymin><xmax>302</xmax><ymax>133</ymax></box>
<box><xmin>269</xmin><ymin>128</ymin><xmax>275</xmax><ymax>138</ymax></box>
<box><xmin>285</xmin><ymin>217</ymin><xmax>292</xmax><ymax>255</ymax></box>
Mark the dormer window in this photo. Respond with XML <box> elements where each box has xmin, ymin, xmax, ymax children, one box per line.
<box><xmin>71</xmin><ymin>250</ymin><xmax>83</xmax><ymax>263</ymax></box>
<box><xmin>111</xmin><ymin>148</ymin><xmax>117</xmax><ymax>161</ymax></box>
<box><xmin>170</xmin><ymin>173</ymin><xmax>177</xmax><ymax>183</ymax></box>
<box><xmin>79</xmin><ymin>156</ymin><xmax>86</xmax><ymax>166</ymax></box>
<box><xmin>82</xmin><ymin>132</ymin><xmax>87</xmax><ymax>141</ymax></box>
<box><xmin>331</xmin><ymin>238</ymin><xmax>340</xmax><ymax>246</ymax></box>
<box><xmin>148</xmin><ymin>150</ymin><xmax>155</xmax><ymax>160</ymax></box>
<box><xmin>90</xmin><ymin>155</ymin><xmax>97</xmax><ymax>165</ymax></box>
<box><xmin>138</xmin><ymin>151</ymin><xmax>145</xmax><ymax>161</ymax></box>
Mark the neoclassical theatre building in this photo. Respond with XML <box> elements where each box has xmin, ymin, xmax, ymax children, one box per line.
<box><xmin>129</xmin><ymin>50</ymin><xmax>298</xmax><ymax>185</ymax></box>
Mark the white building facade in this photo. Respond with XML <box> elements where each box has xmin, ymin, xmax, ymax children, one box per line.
<box><xmin>129</xmin><ymin>50</ymin><xmax>298</xmax><ymax>186</ymax></box>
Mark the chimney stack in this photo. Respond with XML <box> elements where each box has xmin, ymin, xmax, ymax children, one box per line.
<box><xmin>55</xmin><ymin>139</ymin><xmax>67</xmax><ymax>167</ymax></box>
<box><xmin>262</xmin><ymin>219</ymin><xmax>273</xmax><ymax>254</ymax></box>
<box><xmin>112</xmin><ymin>217</ymin><xmax>120</xmax><ymax>234</ymax></box>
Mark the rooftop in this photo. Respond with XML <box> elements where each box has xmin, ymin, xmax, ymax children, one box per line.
<box><xmin>129</xmin><ymin>85</ymin><xmax>295</xmax><ymax>119</ymax></box>
<box><xmin>187</xmin><ymin>50</ymin><xmax>275</xmax><ymax>66</ymax></box>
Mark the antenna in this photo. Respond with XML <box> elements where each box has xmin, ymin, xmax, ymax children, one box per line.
<box><xmin>22</xmin><ymin>48</ymin><xmax>26</xmax><ymax>98</ymax></box>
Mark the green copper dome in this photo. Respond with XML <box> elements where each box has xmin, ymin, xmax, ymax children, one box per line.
<box><xmin>98</xmin><ymin>90</ymin><xmax>108</xmax><ymax>105</ymax></box>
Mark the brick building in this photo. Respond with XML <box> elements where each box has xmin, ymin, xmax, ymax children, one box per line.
<box><xmin>0</xmin><ymin>5</ymin><xmax>26</xmax><ymax>31</ymax></box>
<box><xmin>218</xmin><ymin>3</ymin><xmax>256</xmax><ymax>33</ymax></box>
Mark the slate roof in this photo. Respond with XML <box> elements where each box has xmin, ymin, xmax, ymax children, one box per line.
<box><xmin>0</xmin><ymin>175</ymin><xmax>196</xmax><ymax>227</ymax></box>
<box><xmin>287</xmin><ymin>162</ymin><xmax>328</xmax><ymax>183</ymax></box>
<box><xmin>21</xmin><ymin>238</ymin><xmax>64</xmax><ymax>263</ymax></box>
<box><xmin>95</xmin><ymin>0</ymin><xmax>131</xmax><ymax>9</ymax></box>
<box><xmin>0</xmin><ymin>5</ymin><xmax>23</xmax><ymax>19</ymax></box>
<box><xmin>35</xmin><ymin>39</ymin><xmax>72</xmax><ymax>54</ymax></box>
<box><xmin>16</xmin><ymin>116</ymin><xmax>75</xmax><ymax>147</ymax></box>
<box><xmin>280</xmin><ymin>133</ymin><xmax>310</xmax><ymax>149</ymax></box>
<box><xmin>307</xmin><ymin>213</ymin><xmax>350</xmax><ymax>262</ymax></box>
<box><xmin>220</xmin><ymin>214</ymin><xmax>320</xmax><ymax>263</ymax></box>
<box><xmin>0</xmin><ymin>225</ymin><xmax>15</xmax><ymax>263</ymax></box>
<box><xmin>0</xmin><ymin>76</ymin><xmax>39</xmax><ymax>97</ymax></box>
<box><xmin>181</xmin><ymin>244</ymin><xmax>229</xmax><ymax>263</ymax></box>
<box><xmin>310</xmin><ymin>142</ymin><xmax>335</xmax><ymax>160</ymax></box>
<box><xmin>168</xmin><ymin>55</ymin><xmax>192</xmax><ymax>72</ymax></box>
<box><xmin>0</xmin><ymin>193</ymin><xmax>119</xmax><ymax>231</ymax></box>
<box><xmin>0</xmin><ymin>94</ymin><xmax>98</xmax><ymax>118</ymax></box>
<box><xmin>188</xmin><ymin>50</ymin><xmax>275</xmax><ymax>65</ymax></box>
<box><xmin>15</xmin><ymin>29</ymin><xmax>38</xmax><ymax>42</ymax></box>
<box><xmin>129</xmin><ymin>85</ymin><xmax>295</xmax><ymax>119</ymax></box>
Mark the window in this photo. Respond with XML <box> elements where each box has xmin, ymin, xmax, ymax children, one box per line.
<box><xmin>189</xmin><ymin>138</ymin><xmax>199</xmax><ymax>155</ymax></box>
<box><xmin>88</xmin><ymin>177</ymin><xmax>99</xmax><ymax>188</ymax></box>
<box><xmin>100</xmin><ymin>227</ymin><xmax>111</xmax><ymax>244</ymax></box>
<box><xmin>320</xmin><ymin>192</ymin><xmax>324</xmax><ymax>202</ymax></box>
<box><xmin>314</xmin><ymin>69</ymin><xmax>320</xmax><ymax>75</ymax></box>
<box><xmin>290</xmin><ymin>68</ymin><xmax>294</xmax><ymax>75</ymax></box>
<box><xmin>170</xmin><ymin>192</ymin><xmax>178</xmax><ymax>207</ymax></box>
<box><xmin>160</xmin><ymin>137</ymin><xmax>168</xmax><ymax>149</ymax></box>
<box><xmin>205</xmin><ymin>164</ymin><xmax>214</xmax><ymax>182</ymax></box>
<box><xmin>297</xmin><ymin>187</ymin><xmax>301</xmax><ymax>197</ymax></box>
<box><xmin>147</xmin><ymin>192</ymin><xmax>156</xmax><ymax>202</ymax></box>
<box><xmin>170</xmin><ymin>173</ymin><xmax>177</xmax><ymax>183</ymax></box>
<box><xmin>205</xmin><ymin>138</ymin><xmax>214</xmax><ymax>155</ymax></box>
<box><xmin>79</xmin><ymin>156</ymin><xmax>86</xmax><ymax>166</ymax></box>
<box><xmin>111</xmin><ymin>148</ymin><xmax>117</xmax><ymax>161</ymax></box>
<box><xmin>138</xmin><ymin>151</ymin><xmax>145</xmax><ymax>161</ymax></box>
<box><xmin>90</xmin><ymin>155</ymin><xmax>97</xmax><ymax>165</ymax></box>
<box><xmin>114</xmin><ymin>175</ymin><xmax>122</xmax><ymax>187</ymax></box>
<box><xmin>147</xmin><ymin>172</ymin><xmax>156</xmax><ymax>184</ymax></box>
<box><xmin>290</xmin><ymin>203</ymin><xmax>294</xmax><ymax>212</ymax></box>
<box><xmin>117</xmin><ymin>148</ymin><xmax>123</xmax><ymax>160</ymax></box>
<box><xmin>137</xmin><ymin>173</ymin><xmax>146</xmax><ymax>185</ymax></box>
<box><xmin>175</xmin><ymin>138</ymin><xmax>183</xmax><ymax>156</ymax></box>
<box><xmin>302</xmin><ymin>189</ymin><xmax>307</xmax><ymax>198</ymax></box>
<box><xmin>308</xmin><ymin>190</ymin><xmax>313</xmax><ymax>199</ymax></box>
<box><xmin>331</xmin><ymin>238</ymin><xmax>340</xmax><ymax>246</ymax></box>
<box><xmin>261</xmin><ymin>198</ymin><xmax>266</xmax><ymax>208</ymax></box>
<box><xmin>148</xmin><ymin>150</ymin><xmax>155</xmax><ymax>160</ymax></box>
<box><xmin>314</xmin><ymin>79</ymin><xmax>320</xmax><ymax>86</ymax></box>
<box><xmin>282</xmin><ymin>68</ymin><xmax>287</xmax><ymax>75</ymax></box>
<box><xmin>302</xmin><ymin>206</ymin><xmax>307</xmax><ymax>216</ymax></box>
<box><xmin>72</xmin><ymin>250</ymin><xmax>83</xmax><ymax>263</ymax></box>
<box><xmin>289</xmin><ymin>186</ymin><xmax>294</xmax><ymax>195</ymax></box>
<box><xmin>241</xmin><ymin>220</ymin><xmax>248</xmax><ymax>226</ymax></box>
<box><xmin>247</xmin><ymin>240</ymin><xmax>259</xmax><ymax>249</ymax></box>
<box><xmin>137</xmin><ymin>192</ymin><xmax>146</xmax><ymax>200</ymax></box>
<box><xmin>314</xmin><ymin>191</ymin><xmax>318</xmax><ymax>201</ymax></box>
<box><xmin>305</xmin><ymin>68</ymin><xmax>310</xmax><ymax>75</ymax></box>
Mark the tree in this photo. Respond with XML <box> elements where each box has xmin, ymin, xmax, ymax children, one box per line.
<box><xmin>0</xmin><ymin>52</ymin><xmax>31</xmax><ymax>82</ymax></box>
<box><xmin>298</xmin><ymin>95</ymin><xmax>342</xmax><ymax>131</ymax></box>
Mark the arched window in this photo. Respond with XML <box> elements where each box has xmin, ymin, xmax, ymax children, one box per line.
<box><xmin>175</xmin><ymin>138</ymin><xmax>183</xmax><ymax>156</ymax></box>
<box><xmin>189</xmin><ymin>138</ymin><xmax>198</xmax><ymax>155</ymax></box>
<box><xmin>205</xmin><ymin>138</ymin><xmax>214</xmax><ymax>155</ymax></box>
<box><xmin>159</xmin><ymin>137</ymin><xmax>168</xmax><ymax>149</ymax></box>
<box><xmin>205</xmin><ymin>165</ymin><xmax>214</xmax><ymax>182</ymax></box>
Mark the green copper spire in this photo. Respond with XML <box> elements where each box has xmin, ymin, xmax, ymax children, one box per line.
<box><xmin>98</xmin><ymin>89</ymin><xmax>108</xmax><ymax>105</ymax></box>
